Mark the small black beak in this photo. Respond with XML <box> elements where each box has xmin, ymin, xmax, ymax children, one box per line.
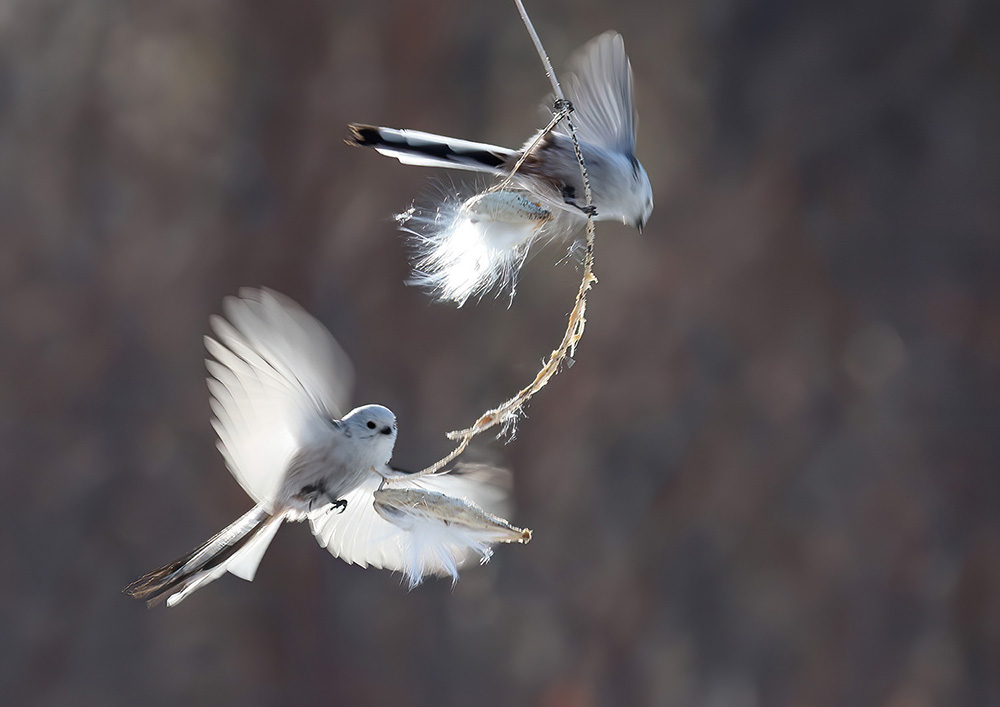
<box><xmin>380</xmin><ymin>426</ymin><xmax>393</xmax><ymax>435</ymax></box>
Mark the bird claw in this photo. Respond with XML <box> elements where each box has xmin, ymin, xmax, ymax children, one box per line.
<box><xmin>329</xmin><ymin>498</ymin><xmax>348</xmax><ymax>514</ymax></box>
<box><xmin>297</xmin><ymin>483</ymin><xmax>346</xmax><ymax>514</ymax></box>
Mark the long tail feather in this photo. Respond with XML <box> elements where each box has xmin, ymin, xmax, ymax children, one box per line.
<box><xmin>347</xmin><ymin>124</ymin><xmax>514</xmax><ymax>173</ymax></box>
<box><xmin>125</xmin><ymin>505</ymin><xmax>279</xmax><ymax>607</ymax></box>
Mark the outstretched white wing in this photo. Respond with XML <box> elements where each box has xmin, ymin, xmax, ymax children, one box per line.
<box><xmin>558</xmin><ymin>32</ymin><xmax>637</xmax><ymax>153</ymax></box>
<box><xmin>309</xmin><ymin>465</ymin><xmax>513</xmax><ymax>584</ymax></box>
<box><xmin>206</xmin><ymin>288</ymin><xmax>355</xmax><ymax>508</ymax></box>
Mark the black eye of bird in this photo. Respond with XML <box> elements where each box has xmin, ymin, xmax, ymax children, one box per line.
<box><xmin>366</xmin><ymin>420</ymin><xmax>376</xmax><ymax>429</ymax></box>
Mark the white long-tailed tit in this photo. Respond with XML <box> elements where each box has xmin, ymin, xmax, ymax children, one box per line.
<box><xmin>348</xmin><ymin>32</ymin><xmax>652</xmax><ymax>306</ymax></box>
<box><xmin>126</xmin><ymin>288</ymin><xmax>528</xmax><ymax>607</ymax></box>
<box><xmin>350</xmin><ymin>32</ymin><xmax>653</xmax><ymax>231</ymax></box>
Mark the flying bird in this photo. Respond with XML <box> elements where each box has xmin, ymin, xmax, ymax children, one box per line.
<box><xmin>126</xmin><ymin>288</ymin><xmax>527</xmax><ymax>607</ymax></box>
<box><xmin>348</xmin><ymin>32</ymin><xmax>653</xmax><ymax>232</ymax></box>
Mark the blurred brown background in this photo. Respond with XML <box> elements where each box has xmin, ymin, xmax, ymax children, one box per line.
<box><xmin>3</xmin><ymin>0</ymin><xmax>999</xmax><ymax>705</ymax></box>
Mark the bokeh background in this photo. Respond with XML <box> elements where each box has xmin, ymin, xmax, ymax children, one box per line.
<box><xmin>4</xmin><ymin>0</ymin><xmax>999</xmax><ymax>704</ymax></box>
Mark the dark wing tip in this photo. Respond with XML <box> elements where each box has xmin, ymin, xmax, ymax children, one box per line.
<box><xmin>346</xmin><ymin>123</ymin><xmax>380</xmax><ymax>147</ymax></box>
<box><xmin>123</xmin><ymin>570</ymin><xmax>174</xmax><ymax>608</ymax></box>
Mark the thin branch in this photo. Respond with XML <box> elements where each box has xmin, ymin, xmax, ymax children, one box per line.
<box><xmin>388</xmin><ymin>0</ymin><xmax>598</xmax><ymax>482</ymax></box>
<box><xmin>513</xmin><ymin>0</ymin><xmax>564</xmax><ymax>100</ymax></box>
<box><xmin>513</xmin><ymin>0</ymin><xmax>597</xmax><ymax>230</ymax></box>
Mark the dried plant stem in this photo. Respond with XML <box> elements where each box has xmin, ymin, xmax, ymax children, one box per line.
<box><xmin>444</xmin><ymin>256</ymin><xmax>596</xmax><ymax>443</ymax></box>
<box><xmin>513</xmin><ymin>0</ymin><xmax>563</xmax><ymax>100</ymax></box>
<box><xmin>387</xmin><ymin>0</ymin><xmax>598</xmax><ymax>483</ymax></box>
<box><xmin>511</xmin><ymin>0</ymin><xmax>597</xmax><ymax>240</ymax></box>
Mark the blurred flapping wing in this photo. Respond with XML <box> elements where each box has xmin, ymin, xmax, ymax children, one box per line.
<box><xmin>206</xmin><ymin>288</ymin><xmax>355</xmax><ymax>508</ymax></box>
<box><xmin>559</xmin><ymin>32</ymin><xmax>637</xmax><ymax>153</ymax></box>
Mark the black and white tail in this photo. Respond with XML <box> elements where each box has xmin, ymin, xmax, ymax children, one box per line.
<box><xmin>125</xmin><ymin>505</ymin><xmax>284</xmax><ymax>607</ymax></box>
<box><xmin>347</xmin><ymin>124</ymin><xmax>515</xmax><ymax>173</ymax></box>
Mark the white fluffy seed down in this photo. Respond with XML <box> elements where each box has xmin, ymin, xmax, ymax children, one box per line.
<box><xmin>373</xmin><ymin>486</ymin><xmax>531</xmax><ymax>589</ymax></box>
<box><xmin>399</xmin><ymin>190</ymin><xmax>555</xmax><ymax>306</ymax></box>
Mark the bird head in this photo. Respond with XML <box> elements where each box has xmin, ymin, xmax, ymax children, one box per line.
<box><xmin>342</xmin><ymin>404</ymin><xmax>398</xmax><ymax>466</ymax></box>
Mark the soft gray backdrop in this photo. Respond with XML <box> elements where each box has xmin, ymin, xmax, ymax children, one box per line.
<box><xmin>4</xmin><ymin>0</ymin><xmax>999</xmax><ymax>705</ymax></box>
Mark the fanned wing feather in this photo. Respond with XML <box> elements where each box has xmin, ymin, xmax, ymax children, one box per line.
<box><xmin>225</xmin><ymin>288</ymin><xmax>354</xmax><ymax>418</ymax></box>
<box><xmin>558</xmin><ymin>32</ymin><xmax>637</xmax><ymax>153</ymax></box>
<box><xmin>207</xmin><ymin>288</ymin><xmax>354</xmax><ymax>507</ymax></box>
<box><xmin>310</xmin><ymin>473</ymin><xmax>399</xmax><ymax>569</ymax></box>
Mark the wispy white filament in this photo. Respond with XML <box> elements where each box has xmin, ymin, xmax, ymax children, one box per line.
<box><xmin>399</xmin><ymin>189</ymin><xmax>555</xmax><ymax>306</ymax></box>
